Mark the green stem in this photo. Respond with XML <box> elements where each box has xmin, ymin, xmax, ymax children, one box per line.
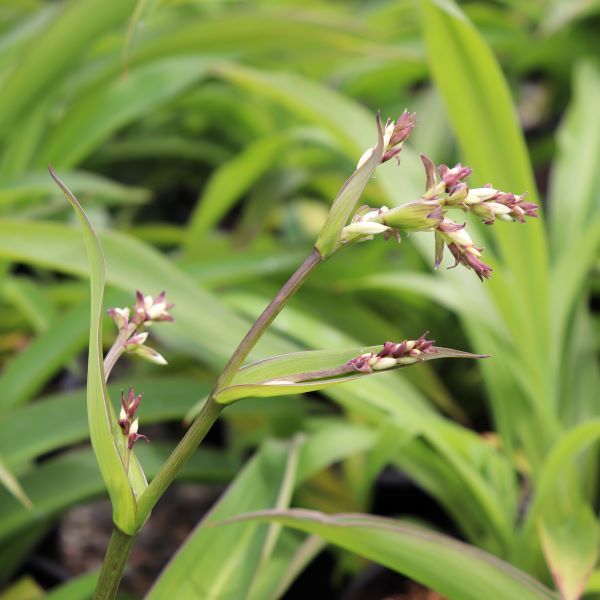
<box><xmin>136</xmin><ymin>248</ymin><xmax>322</xmax><ymax>522</ymax></box>
<box><xmin>97</xmin><ymin>247</ymin><xmax>323</xmax><ymax>596</ymax></box>
<box><xmin>94</xmin><ymin>526</ymin><xmax>135</xmax><ymax>600</ymax></box>
<box><xmin>104</xmin><ymin>322</ymin><xmax>137</xmax><ymax>379</ymax></box>
<box><xmin>136</xmin><ymin>393</ymin><xmax>223</xmax><ymax>521</ymax></box>
<box><xmin>215</xmin><ymin>248</ymin><xmax>322</xmax><ymax>389</ymax></box>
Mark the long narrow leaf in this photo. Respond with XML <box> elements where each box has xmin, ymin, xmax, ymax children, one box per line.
<box><xmin>50</xmin><ymin>168</ymin><xmax>141</xmax><ymax>534</ymax></box>
<box><xmin>215</xmin><ymin>345</ymin><xmax>484</xmax><ymax>404</ymax></box>
<box><xmin>221</xmin><ymin>509</ymin><xmax>556</xmax><ymax>600</ymax></box>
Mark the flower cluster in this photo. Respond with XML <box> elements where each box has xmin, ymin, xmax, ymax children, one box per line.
<box><xmin>341</xmin><ymin>201</ymin><xmax>443</xmax><ymax>244</ymax></box>
<box><xmin>118</xmin><ymin>388</ymin><xmax>148</xmax><ymax>450</ymax></box>
<box><xmin>347</xmin><ymin>333</ymin><xmax>437</xmax><ymax>373</ymax></box>
<box><xmin>357</xmin><ymin>110</ymin><xmax>416</xmax><ymax>169</ymax></box>
<box><xmin>133</xmin><ymin>291</ymin><xmax>174</xmax><ymax>326</ymax></box>
<box><xmin>348</xmin><ymin>112</ymin><xmax>539</xmax><ymax>281</ymax></box>
<box><xmin>107</xmin><ymin>291</ymin><xmax>174</xmax><ymax>365</ymax></box>
<box><xmin>436</xmin><ymin>163</ymin><xmax>538</xmax><ymax>225</ymax></box>
<box><xmin>435</xmin><ymin>219</ymin><xmax>493</xmax><ymax>281</ymax></box>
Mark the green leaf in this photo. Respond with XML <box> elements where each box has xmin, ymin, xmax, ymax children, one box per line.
<box><xmin>0</xmin><ymin>576</ymin><xmax>43</xmax><ymax>600</ymax></box>
<box><xmin>315</xmin><ymin>115</ymin><xmax>383</xmax><ymax>257</ymax></box>
<box><xmin>0</xmin><ymin>218</ymin><xmax>295</xmax><ymax>370</ymax></box>
<box><xmin>539</xmin><ymin>507</ymin><xmax>600</xmax><ymax>600</ymax></box>
<box><xmin>0</xmin><ymin>378</ymin><xmax>211</xmax><ymax>467</ymax></box>
<box><xmin>248</xmin><ymin>531</ymin><xmax>325</xmax><ymax>600</ymax></box>
<box><xmin>221</xmin><ymin>509</ymin><xmax>556</xmax><ymax>600</ymax></box>
<box><xmin>0</xmin><ymin>0</ymin><xmax>136</xmax><ymax>137</ymax></box>
<box><xmin>420</xmin><ymin>0</ymin><xmax>553</xmax><ymax>455</ymax></box>
<box><xmin>214</xmin><ymin>344</ymin><xmax>484</xmax><ymax>404</ymax></box>
<box><xmin>122</xmin><ymin>0</ymin><xmax>160</xmax><ymax>72</ymax></box>
<box><xmin>549</xmin><ymin>60</ymin><xmax>600</xmax><ymax>256</ymax></box>
<box><xmin>0</xmin><ymin>456</ymin><xmax>31</xmax><ymax>510</ymax></box>
<box><xmin>0</xmin><ymin>170</ymin><xmax>149</xmax><ymax>209</ymax></box>
<box><xmin>49</xmin><ymin>168</ymin><xmax>141</xmax><ymax>534</ymax></box>
<box><xmin>523</xmin><ymin>420</ymin><xmax>600</xmax><ymax>536</ymax></box>
<box><xmin>147</xmin><ymin>440</ymin><xmax>295</xmax><ymax>599</ymax></box>
<box><xmin>45</xmin><ymin>572</ymin><xmax>99</xmax><ymax>600</ymax></box>
<box><xmin>0</xmin><ymin>301</ymin><xmax>89</xmax><ymax>410</ymax></box>
<box><xmin>1</xmin><ymin>275</ymin><xmax>56</xmax><ymax>333</ymax></box>
<box><xmin>183</xmin><ymin>135</ymin><xmax>287</xmax><ymax>254</ymax></box>
<box><xmin>0</xmin><ymin>445</ymin><xmax>233</xmax><ymax>542</ymax></box>
<box><xmin>38</xmin><ymin>56</ymin><xmax>211</xmax><ymax>168</ymax></box>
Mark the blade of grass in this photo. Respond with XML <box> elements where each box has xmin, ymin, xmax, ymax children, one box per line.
<box><xmin>220</xmin><ymin>509</ymin><xmax>556</xmax><ymax>600</ymax></box>
<box><xmin>50</xmin><ymin>168</ymin><xmax>141</xmax><ymax>534</ymax></box>
<box><xmin>0</xmin><ymin>0</ymin><xmax>136</xmax><ymax>137</ymax></box>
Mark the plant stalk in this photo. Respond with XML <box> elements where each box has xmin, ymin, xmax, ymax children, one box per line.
<box><xmin>94</xmin><ymin>526</ymin><xmax>135</xmax><ymax>600</ymax></box>
<box><xmin>135</xmin><ymin>248</ymin><xmax>322</xmax><ymax>522</ymax></box>
<box><xmin>136</xmin><ymin>393</ymin><xmax>223</xmax><ymax>520</ymax></box>
<box><xmin>97</xmin><ymin>247</ymin><xmax>323</xmax><ymax>596</ymax></box>
<box><xmin>216</xmin><ymin>248</ymin><xmax>323</xmax><ymax>389</ymax></box>
<box><xmin>104</xmin><ymin>322</ymin><xmax>137</xmax><ymax>379</ymax></box>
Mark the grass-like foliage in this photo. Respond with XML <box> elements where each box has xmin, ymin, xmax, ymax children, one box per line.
<box><xmin>0</xmin><ymin>1</ymin><xmax>597</xmax><ymax>599</ymax></box>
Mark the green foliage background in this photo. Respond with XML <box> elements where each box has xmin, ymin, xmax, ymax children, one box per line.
<box><xmin>0</xmin><ymin>0</ymin><xmax>598</xmax><ymax>598</ymax></box>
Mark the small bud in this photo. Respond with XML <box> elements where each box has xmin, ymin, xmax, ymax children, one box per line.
<box><xmin>343</xmin><ymin>221</ymin><xmax>391</xmax><ymax>236</ymax></box>
<box><xmin>126</xmin><ymin>331</ymin><xmax>149</xmax><ymax>347</ymax></box>
<box><xmin>118</xmin><ymin>406</ymin><xmax>129</xmax><ymax>433</ymax></box>
<box><xmin>128</xmin><ymin>344</ymin><xmax>168</xmax><ymax>365</ymax></box>
<box><xmin>445</xmin><ymin>182</ymin><xmax>469</xmax><ymax>205</ymax></box>
<box><xmin>357</xmin><ymin>110</ymin><xmax>416</xmax><ymax>169</ymax></box>
<box><xmin>397</xmin><ymin>356</ymin><xmax>418</xmax><ymax>365</ymax></box>
<box><xmin>463</xmin><ymin>187</ymin><xmax>537</xmax><ymax>225</ymax></box>
<box><xmin>127</xmin><ymin>419</ymin><xmax>149</xmax><ymax>449</ymax></box>
<box><xmin>437</xmin><ymin>163</ymin><xmax>472</xmax><ymax>194</ymax></box>
<box><xmin>436</xmin><ymin>219</ymin><xmax>493</xmax><ymax>281</ymax></box>
<box><xmin>375</xmin><ymin>201</ymin><xmax>443</xmax><ymax>232</ymax></box>
<box><xmin>133</xmin><ymin>291</ymin><xmax>174</xmax><ymax>326</ymax></box>
<box><xmin>107</xmin><ymin>307</ymin><xmax>130</xmax><ymax>331</ymax></box>
<box><xmin>347</xmin><ymin>333</ymin><xmax>437</xmax><ymax>373</ymax></box>
<box><xmin>370</xmin><ymin>356</ymin><xmax>398</xmax><ymax>371</ymax></box>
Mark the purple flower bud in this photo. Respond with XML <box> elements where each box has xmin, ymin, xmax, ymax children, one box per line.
<box><xmin>127</xmin><ymin>420</ymin><xmax>149</xmax><ymax>449</ymax></box>
<box><xmin>447</xmin><ymin>243</ymin><xmax>493</xmax><ymax>281</ymax></box>
<box><xmin>437</xmin><ymin>163</ymin><xmax>472</xmax><ymax>194</ymax></box>
<box><xmin>133</xmin><ymin>291</ymin><xmax>175</xmax><ymax>326</ymax></box>
<box><xmin>389</xmin><ymin>110</ymin><xmax>417</xmax><ymax>145</ymax></box>
<box><xmin>465</xmin><ymin>189</ymin><xmax>538</xmax><ymax>225</ymax></box>
<box><xmin>129</xmin><ymin>344</ymin><xmax>168</xmax><ymax>365</ymax></box>
<box><xmin>347</xmin><ymin>353</ymin><xmax>374</xmax><ymax>373</ymax></box>
<box><xmin>347</xmin><ymin>334</ymin><xmax>437</xmax><ymax>373</ymax></box>
<box><xmin>107</xmin><ymin>307</ymin><xmax>130</xmax><ymax>331</ymax></box>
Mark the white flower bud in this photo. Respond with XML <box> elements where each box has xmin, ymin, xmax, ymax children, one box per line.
<box><xmin>129</xmin><ymin>344</ymin><xmax>168</xmax><ymax>365</ymax></box>
<box><xmin>127</xmin><ymin>331</ymin><xmax>149</xmax><ymax>347</ymax></box>
<box><xmin>129</xmin><ymin>419</ymin><xmax>139</xmax><ymax>435</ymax></box>
<box><xmin>371</xmin><ymin>357</ymin><xmax>398</xmax><ymax>371</ymax></box>
<box><xmin>108</xmin><ymin>307</ymin><xmax>130</xmax><ymax>330</ymax></box>
<box><xmin>465</xmin><ymin>188</ymin><xmax>498</xmax><ymax>204</ymax></box>
<box><xmin>447</xmin><ymin>227</ymin><xmax>475</xmax><ymax>247</ymax></box>
<box><xmin>397</xmin><ymin>356</ymin><xmax>418</xmax><ymax>365</ymax></box>
<box><xmin>343</xmin><ymin>222</ymin><xmax>390</xmax><ymax>236</ymax></box>
<box><xmin>487</xmin><ymin>202</ymin><xmax>512</xmax><ymax>215</ymax></box>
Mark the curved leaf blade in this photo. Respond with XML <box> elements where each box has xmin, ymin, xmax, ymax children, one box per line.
<box><xmin>315</xmin><ymin>115</ymin><xmax>384</xmax><ymax>257</ymax></box>
<box><xmin>0</xmin><ymin>456</ymin><xmax>31</xmax><ymax>510</ymax></box>
<box><xmin>49</xmin><ymin>168</ymin><xmax>141</xmax><ymax>534</ymax></box>
<box><xmin>147</xmin><ymin>440</ymin><xmax>296</xmax><ymax>599</ymax></box>
<box><xmin>223</xmin><ymin>509</ymin><xmax>556</xmax><ymax>600</ymax></box>
<box><xmin>214</xmin><ymin>345</ymin><xmax>484</xmax><ymax>404</ymax></box>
